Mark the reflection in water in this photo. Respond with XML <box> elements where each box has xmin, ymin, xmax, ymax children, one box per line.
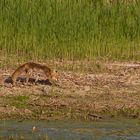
<box><xmin>0</xmin><ymin>119</ymin><xmax>140</xmax><ymax>140</ymax></box>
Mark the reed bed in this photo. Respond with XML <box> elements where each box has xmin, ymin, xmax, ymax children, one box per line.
<box><xmin>0</xmin><ymin>0</ymin><xmax>140</xmax><ymax>62</ymax></box>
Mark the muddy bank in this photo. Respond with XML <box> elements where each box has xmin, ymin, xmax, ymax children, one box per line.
<box><xmin>0</xmin><ymin>61</ymin><xmax>140</xmax><ymax>120</ymax></box>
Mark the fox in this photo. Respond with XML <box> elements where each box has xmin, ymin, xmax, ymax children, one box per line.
<box><xmin>11</xmin><ymin>62</ymin><xmax>58</xmax><ymax>85</ymax></box>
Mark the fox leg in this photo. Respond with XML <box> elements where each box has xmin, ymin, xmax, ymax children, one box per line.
<box><xmin>45</xmin><ymin>73</ymin><xmax>54</xmax><ymax>84</ymax></box>
<box><xmin>11</xmin><ymin>72</ymin><xmax>19</xmax><ymax>86</ymax></box>
<box><xmin>25</xmin><ymin>69</ymin><xmax>32</xmax><ymax>84</ymax></box>
<box><xmin>35</xmin><ymin>74</ymin><xmax>39</xmax><ymax>84</ymax></box>
<box><xmin>11</xmin><ymin>76</ymin><xmax>17</xmax><ymax>86</ymax></box>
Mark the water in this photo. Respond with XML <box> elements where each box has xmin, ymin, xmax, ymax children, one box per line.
<box><xmin>0</xmin><ymin>118</ymin><xmax>140</xmax><ymax>140</ymax></box>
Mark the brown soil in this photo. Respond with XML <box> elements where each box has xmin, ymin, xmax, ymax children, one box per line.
<box><xmin>0</xmin><ymin>61</ymin><xmax>140</xmax><ymax>121</ymax></box>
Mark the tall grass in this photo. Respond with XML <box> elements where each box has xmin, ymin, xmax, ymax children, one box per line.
<box><xmin>0</xmin><ymin>0</ymin><xmax>140</xmax><ymax>62</ymax></box>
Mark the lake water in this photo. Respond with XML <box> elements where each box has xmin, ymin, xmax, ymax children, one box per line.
<box><xmin>0</xmin><ymin>118</ymin><xmax>140</xmax><ymax>140</ymax></box>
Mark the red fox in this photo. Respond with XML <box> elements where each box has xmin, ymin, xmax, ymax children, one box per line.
<box><xmin>11</xmin><ymin>62</ymin><xmax>58</xmax><ymax>85</ymax></box>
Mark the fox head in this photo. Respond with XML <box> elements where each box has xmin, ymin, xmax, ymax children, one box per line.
<box><xmin>51</xmin><ymin>69</ymin><xmax>58</xmax><ymax>81</ymax></box>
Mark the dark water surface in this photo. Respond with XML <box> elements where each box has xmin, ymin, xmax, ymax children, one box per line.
<box><xmin>0</xmin><ymin>118</ymin><xmax>140</xmax><ymax>140</ymax></box>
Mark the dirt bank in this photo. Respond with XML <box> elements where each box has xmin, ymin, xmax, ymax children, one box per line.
<box><xmin>0</xmin><ymin>61</ymin><xmax>140</xmax><ymax>120</ymax></box>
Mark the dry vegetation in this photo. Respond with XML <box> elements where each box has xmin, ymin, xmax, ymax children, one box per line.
<box><xmin>0</xmin><ymin>61</ymin><xmax>140</xmax><ymax>120</ymax></box>
<box><xmin>0</xmin><ymin>0</ymin><xmax>140</xmax><ymax>121</ymax></box>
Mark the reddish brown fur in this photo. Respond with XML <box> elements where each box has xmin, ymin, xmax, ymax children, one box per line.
<box><xmin>11</xmin><ymin>62</ymin><xmax>58</xmax><ymax>85</ymax></box>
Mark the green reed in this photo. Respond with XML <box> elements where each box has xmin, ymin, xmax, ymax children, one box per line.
<box><xmin>0</xmin><ymin>0</ymin><xmax>140</xmax><ymax>61</ymax></box>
